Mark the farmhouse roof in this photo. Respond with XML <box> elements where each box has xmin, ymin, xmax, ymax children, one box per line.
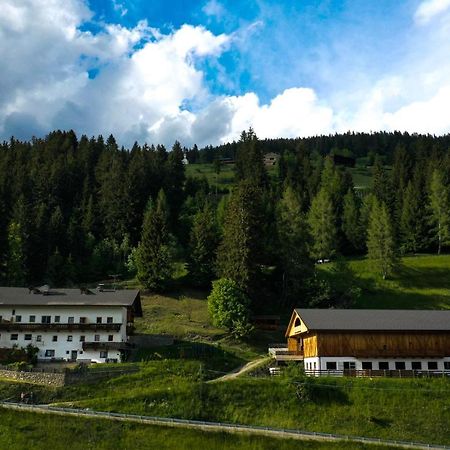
<box><xmin>0</xmin><ymin>286</ymin><xmax>140</xmax><ymax>309</ymax></box>
<box><xmin>293</xmin><ymin>308</ymin><xmax>450</xmax><ymax>332</ymax></box>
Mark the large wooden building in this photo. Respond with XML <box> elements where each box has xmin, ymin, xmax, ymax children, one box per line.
<box><xmin>285</xmin><ymin>309</ymin><xmax>450</xmax><ymax>374</ymax></box>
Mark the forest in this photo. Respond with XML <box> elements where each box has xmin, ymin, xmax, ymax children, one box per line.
<box><xmin>1</xmin><ymin>129</ymin><xmax>450</xmax><ymax>321</ymax></box>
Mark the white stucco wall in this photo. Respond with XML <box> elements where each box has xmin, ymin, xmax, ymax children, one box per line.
<box><xmin>0</xmin><ymin>305</ymin><xmax>128</xmax><ymax>363</ymax></box>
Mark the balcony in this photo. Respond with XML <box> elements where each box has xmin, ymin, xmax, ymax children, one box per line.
<box><xmin>82</xmin><ymin>341</ymin><xmax>132</xmax><ymax>351</ymax></box>
<box><xmin>268</xmin><ymin>344</ymin><xmax>303</xmax><ymax>361</ymax></box>
<box><xmin>0</xmin><ymin>322</ymin><xmax>122</xmax><ymax>331</ymax></box>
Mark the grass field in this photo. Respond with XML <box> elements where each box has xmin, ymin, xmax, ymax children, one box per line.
<box><xmin>0</xmin><ymin>409</ymin><xmax>399</xmax><ymax>450</ymax></box>
<box><xmin>1</xmin><ymin>361</ymin><xmax>448</xmax><ymax>446</ymax></box>
<box><xmin>320</xmin><ymin>254</ymin><xmax>450</xmax><ymax>310</ymax></box>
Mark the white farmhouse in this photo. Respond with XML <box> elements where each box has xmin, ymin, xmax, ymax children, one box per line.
<box><xmin>0</xmin><ymin>286</ymin><xmax>142</xmax><ymax>363</ymax></box>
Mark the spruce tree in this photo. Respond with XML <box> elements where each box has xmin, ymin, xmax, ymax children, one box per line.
<box><xmin>187</xmin><ymin>202</ymin><xmax>219</xmax><ymax>287</ymax></box>
<box><xmin>216</xmin><ymin>181</ymin><xmax>264</xmax><ymax>297</ymax></box>
<box><xmin>367</xmin><ymin>200</ymin><xmax>398</xmax><ymax>279</ymax></box>
<box><xmin>342</xmin><ymin>188</ymin><xmax>363</xmax><ymax>252</ymax></box>
<box><xmin>6</xmin><ymin>221</ymin><xmax>27</xmax><ymax>286</ymax></box>
<box><xmin>307</xmin><ymin>187</ymin><xmax>337</xmax><ymax>261</ymax></box>
<box><xmin>429</xmin><ymin>169</ymin><xmax>450</xmax><ymax>254</ymax></box>
<box><xmin>136</xmin><ymin>190</ymin><xmax>173</xmax><ymax>291</ymax></box>
<box><xmin>400</xmin><ymin>181</ymin><xmax>423</xmax><ymax>253</ymax></box>
<box><xmin>277</xmin><ymin>185</ymin><xmax>313</xmax><ymax>305</ymax></box>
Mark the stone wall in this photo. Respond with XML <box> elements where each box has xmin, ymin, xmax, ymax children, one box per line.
<box><xmin>0</xmin><ymin>369</ymin><xmax>66</xmax><ymax>386</ymax></box>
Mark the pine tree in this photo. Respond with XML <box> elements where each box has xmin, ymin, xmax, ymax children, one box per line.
<box><xmin>367</xmin><ymin>200</ymin><xmax>398</xmax><ymax>279</ymax></box>
<box><xmin>136</xmin><ymin>190</ymin><xmax>174</xmax><ymax>291</ymax></box>
<box><xmin>6</xmin><ymin>221</ymin><xmax>27</xmax><ymax>286</ymax></box>
<box><xmin>308</xmin><ymin>188</ymin><xmax>337</xmax><ymax>261</ymax></box>
<box><xmin>277</xmin><ymin>185</ymin><xmax>313</xmax><ymax>305</ymax></box>
<box><xmin>342</xmin><ymin>188</ymin><xmax>363</xmax><ymax>252</ymax></box>
<box><xmin>429</xmin><ymin>169</ymin><xmax>450</xmax><ymax>254</ymax></box>
<box><xmin>216</xmin><ymin>181</ymin><xmax>264</xmax><ymax>296</ymax></box>
<box><xmin>400</xmin><ymin>181</ymin><xmax>423</xmax><ymax>253</ymax></box>
<box><xmin>187</xmin><ymin>202</ymin><xmax>219</xmax><ymax>287</ymax></box>
<box><xmin>235</xmin><ymin>128</ymin><xmax>267</xmax><ymax>187</ymax></box>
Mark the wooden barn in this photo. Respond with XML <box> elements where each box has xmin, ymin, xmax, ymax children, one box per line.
<box><xmin>283</xmin><ymin>309</ymin><xmax>450</xmax><ymax>375</ymax></box>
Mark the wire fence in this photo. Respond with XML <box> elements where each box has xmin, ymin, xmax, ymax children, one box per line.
<box><xmin>0</xmin><ymin>401</ymin><xmax>448</xmax><ymax>450</ymax></box>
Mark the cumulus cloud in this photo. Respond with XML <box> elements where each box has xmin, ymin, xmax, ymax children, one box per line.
<box><xmin>414</xmin><ymin>0</ymin><xmax>450</xmax><ymax>24</ymax></box>
<box><xmin>2</xmin><ymin>0</ymin><xmax>450</xmax><ymax>147</ymax></box>
<box><xmin>202</xmin><ymin>0</ymin><xmax>225</xmax><ymax>19</ymax></box>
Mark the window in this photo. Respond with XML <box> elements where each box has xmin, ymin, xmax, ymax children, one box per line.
<box><xmin>379</xmin><ymin>361</ymin><xmax>389</xmax><ymax>370</ymax></box>
<box><xmin>80</xmin><ymin>335</ymin><xmax>85</xmax><ymax>342</ymax></box>
<box><xmin>428</xmin><ymin>361</ymin><xmax>438</xmax><ymax>370</ymax></box>
<box><xmin>36</xmin><ymin>335</ymin><xmax>42</xmax><ymax>342</ymax></box>
<box><xmin>29</xmin><ymin>315</ymin><xmax>35</xmax><ymax>323</ymax></box>
<box><xmin>10</xmin><ymin>334</ymin><xmax>18</xmax><ymax>341</ymax></box>
<box><xmin>67</xmin><ymin>335</ymin><xmax>73</xmax><ymax>342</ymax></box>
<box><xmin>96</xmin><ymin>317</ymin><xmax>102</xmax><ymax>324</ymax></box>
<box><xmin>94</xmin><ymin>334</ymin><xmax>100</xmax><ymax>342</ymax></box>
<box><xmin>362</xmin><ymin>362</ymin><xmax>373</xmax><ymax>370</ymax></box>
<box><xmin>107</xmin><ymin>317</ymin><xmax>113</xmax><ymax>324</ymax></box>
<box><xmin>12</xmin><ymin>309</ymin><xmax>15</xmax><ymax>315</ymax></box>
<box><xmin>41</xmin><ymin>316</ymin><xmax>51</xmax><ymax>324</ymax></box>
<box><xmin>24</xmin><ymin>334</ymin><xmax>32</xmax><ymax>341</ymax></box>
<box><xmin>294</xmin><ymin>317</ymin><xmax>301</xmax><ymax>327</ymax></box>
<box><xmin>444</xmin><ymin>362</ymin><xmax>450</xmax><ymax>370</ymax></box>
<box><xmin>395</xmin><ymin>361</ymin><xmax>406</xmax><ymax>370</ymax></box>
<box><xmin>108</xmin><ymin>335</ymin><xmax>114</xmax><ymax>342</ymax></box>
<box><xmin>326</xmin><ymin>361</ymin><xmax>337</xmax><ymax>370</ymax></box>
<box><xmin>15</xmin><ymin>315</ymin><xmax>22</xmax><ymax>323</ymax></box>
<box><xmin>0</xmin><ymin>315</ymin><xmax>2</xmax><ymax>322</ymax></box>
<box><xmin>68</xmin><ymin>317</ymin><xmax>74</xmax><ymax>324</ymax></box>
<box><xmin>411</xmin><ymin>362</ymin><xmax>422</xmax><ymax>370</ymax></box>
<box><xmin>343</xmin><ymin>361</ymin><xmax>356</xmax><ymax>370</ymax></box>
<box><xmin>54</xmin><ymin>316</ymin><xmax>60</xmax><ymax>323</ymax></box>
<box><xmin>100</xmin><ymin>351</ymin><xmax>108</xmax><ymax>359</ymax></box>
<box><xmin>66</xmin><ymin>351</ymin><xmax>70</xmax><ymax>355</ymax></box>
<box><xmin>52</xmin><ymin>335</ymin><xmax>58</xmax><ymax>342</ymax></box>
<box><xmin>79</xmin><ymin>317</ymin><xmax>86</xmax><ymax>324</ymax></box>
<box><xmin>45</xmin><ymin>350</ymin><xmax>55</xmax><ymax>357</ymax></box>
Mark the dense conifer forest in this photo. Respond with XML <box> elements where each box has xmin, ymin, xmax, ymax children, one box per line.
<box><xmin>1</xmin><ymin>129</ymin><xmax>450</xmax><ymax>315</ymax></box>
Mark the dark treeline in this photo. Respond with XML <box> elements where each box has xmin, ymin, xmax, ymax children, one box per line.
<box><xmin>1</xmin><ymin>129</ymin><xmax>450</xmax><ymax>315</ymax></box>
<box><xmin>193</xmin><ymin>131</ymin><xmax>450</xmax><ymax>164</ymax></box>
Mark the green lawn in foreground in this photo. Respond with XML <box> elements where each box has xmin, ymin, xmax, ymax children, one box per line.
<box><xmin>321</xmin><ymin>254</ymin><xmax>450</xmax><ymax>309</ymax></box>
<box><xmin>4</xmin><ymin>361</ymin><xmax>447</xmax><ymax>446</ymax></box>
<box><xmin>0</xmin><ymin>409</ymin><xmax>397</xmax><ymax>450</ymax></box>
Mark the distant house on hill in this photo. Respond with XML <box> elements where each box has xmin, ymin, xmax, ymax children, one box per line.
<box><xmin>0</xmin><ymin>286</ymin><xmax>142</xmax><ymax>363</ymax></box>
<box><xmin>270</xmin><ymin>308</ymin><xmax>450</xmax><ymax>376</ymax></box>
<box><xmin>264</xmin><ymin>152</ymin><xmax>280</xmax><ymax>166</ymax></box>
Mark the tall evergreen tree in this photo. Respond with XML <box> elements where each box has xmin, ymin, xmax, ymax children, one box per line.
<box><xmin>5</xmin><ymin>221</ymin><xmax>27</xmax><ymax>286</ymax></box>
<box><xmin>367</xmin><ymin>200</ymin><xmax>398</xmax><ymax>279</ymax></box>
<box><xmin>277</xmin><ymin>185</ymin><xmax>313</xmax><ymax>305</ymax></box>
<box><xmin>429</xmin><ymin>169</ymin><xmax>450</xmax><ymax>254</ymax></box>
<box><xmin>235</xmin><ymin>128</ymin><xmax>267</xmax><ymax>187</ymax></box>
<box><xmin>136</xmin><ymin>190</ymin><xmax>173</xmax><ymax>291</ymax></box>
<box><xmin>187</xmin><ymin>202</ymin><xmax>219</xmax><ymax>287</ymax></box>
<box><xmin>216</xmin><ymin>181</ymin><xmax>264</xmax><ymax>297</ymax></box>
<box><xmin>308</xmin><ymin>188</ymin><xmax>337</xmax><ymax>261</ymax></box>
<box><xmin>342</xmin><ymin>188</ymin><xmax>363</xmax><ymax>252</ymax></box>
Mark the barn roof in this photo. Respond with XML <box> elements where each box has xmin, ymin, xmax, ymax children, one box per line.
<box><xmin>0</xmin><ymin>287</ymin><xmax>141</xmax><ymax>310</ymax></box>
<box><xmin>293</xmin><ymin>308</ymin><xmax>450</xmax><ymax>332</ymax></box>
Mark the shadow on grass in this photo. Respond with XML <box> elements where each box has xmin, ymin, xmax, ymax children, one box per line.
<box><xmin>393</xmin><ymin>265</ymin><xmax>450</xmax><ymax>290</ymax></box>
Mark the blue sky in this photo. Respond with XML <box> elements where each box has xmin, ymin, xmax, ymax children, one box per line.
<box><xmin>1</xmin><ymin>0</ymin><xmax>450</xmax><ymax>147</ymax></box>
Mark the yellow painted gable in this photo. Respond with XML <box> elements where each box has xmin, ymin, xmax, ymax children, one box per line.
<box><xmin>285</xmin><ymin>310</ymin><xmax>309</xmax><ymax>337</ymax></box>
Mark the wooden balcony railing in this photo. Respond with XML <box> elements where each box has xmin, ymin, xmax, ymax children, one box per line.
<box><xmin>0</xmin><ymin>322</ymin><xmax>122</xmax><ymax>331</ymax></box>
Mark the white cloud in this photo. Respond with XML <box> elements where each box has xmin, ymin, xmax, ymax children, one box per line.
<box><xmin>202</xmin><ymin>0</ymin><xmax>225</xmax><ymax>19</ymax></box>
<box><xmin>415</xmin><ymin>0</ymin><xmax>450</xmax><ymax>24</ymax></box>
<box><xmin>3</xmin><ymin>0</ymin><xmax>450</xmax><ymax>148</ymax></box>
<box><xmin>112</xmin><ymin>0</ymin><xmax>128</xmax><ymax>17</ymax></box>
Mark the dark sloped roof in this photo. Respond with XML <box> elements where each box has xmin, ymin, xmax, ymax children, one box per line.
<box><xmin>0</xmin><ymin>287</ymin><xmax>140</xmax><ymax>308</ymax></box>
<box><xmin>294</xmin><ymin>309</ymin><xmax>450</xmax><ymax>332</ymax></box>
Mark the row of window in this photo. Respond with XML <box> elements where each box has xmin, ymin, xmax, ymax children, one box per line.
<box><xmin>6</xmin><ymin>333</ymin><xmax>115</xmax><ymax>342</ymax></box>
<box><xmin>44</xmin><ymin>350</ymin><xmax>109</xmax><ymax>358</ymax></box>
<box><xmin>2</xmin><ymin>315</ymin><xmax>116</xmax><ymax>324</ymax></box>
<box><xmin>317</xmin><ymin>361</ymin><xmax>450</xmax><ymax>371</ymax></box>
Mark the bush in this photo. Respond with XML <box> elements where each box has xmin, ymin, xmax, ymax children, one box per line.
<box><xmin>207</xmin><ymin>278</ymin><xmax>252</xmax><ymax>338</ymax></box>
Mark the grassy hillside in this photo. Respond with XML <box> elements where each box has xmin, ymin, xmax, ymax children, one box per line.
<box><xmin>321</xmin><ymin>254</ymin><xmax>450</xmax><ymax>309</ymax></box>
<box><xmin>2</xmin><ymin>361</ymin><xmax>448</xmax><ymax>445</ymax></box>
<box><xmin>0</xmin><ymin>409</ymin><xmax>397</xmax><ymax>450</ymax></box>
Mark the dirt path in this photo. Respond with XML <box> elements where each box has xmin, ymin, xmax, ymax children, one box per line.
<box><xmin>0</xmin><ymin>402</ymin><xmax>446</xmax><ymax>450</ymax></box>
<box><xmin>209</xmin><ymin>356</ymin><xmax>272</xmax><ymax>382</ymax></box>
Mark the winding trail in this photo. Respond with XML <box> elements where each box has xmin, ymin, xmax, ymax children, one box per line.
<box><xmin>0</xmin><ymin>402</ymin><xmax>447</xmax><ymax>450</ymax></box>
<box><xmin>209</xmin><ymin>356</ymin><xmax>272</xmax><ymax>382</ymax></box>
